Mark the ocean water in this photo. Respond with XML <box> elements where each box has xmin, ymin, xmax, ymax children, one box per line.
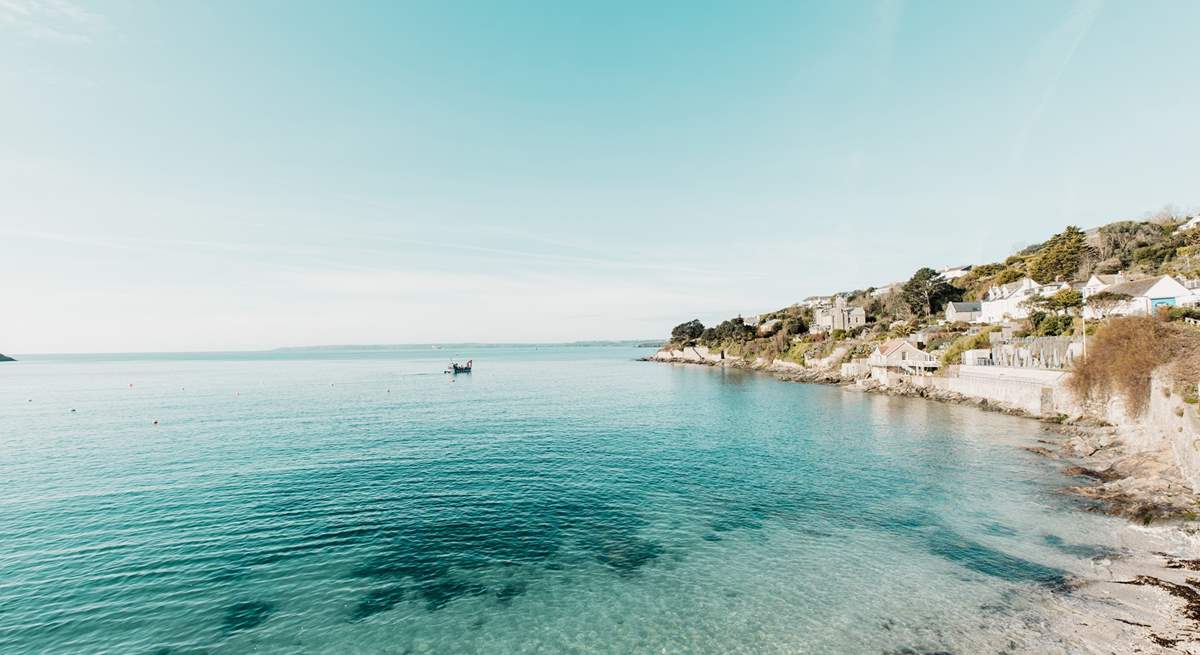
<box><xmin>0</xmin><ymin>345</ymin><xmax>1124</xmax><ymax>654</ymax></box>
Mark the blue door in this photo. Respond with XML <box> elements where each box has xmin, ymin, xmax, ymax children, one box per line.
<box><xmin>1151</xmin><ymin>297</ymin><xmax>1176</xmax><ymax>309</ymax></box>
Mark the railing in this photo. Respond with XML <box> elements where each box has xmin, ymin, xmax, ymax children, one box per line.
<box><xmin>989</xmin><ymin>336</ymin><xmax>1082</xmax><ymax>370</ymax></box>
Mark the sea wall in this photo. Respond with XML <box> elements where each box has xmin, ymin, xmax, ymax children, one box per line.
<box><xmin>1087</xmin><ymin>372</ymin><xmax>1200</xmax><ymax>492</ymax></box>
<box><xmin>927</xmin><ymin>367</ymin><xmax>1080</xmax><ymax>417</ymax></box>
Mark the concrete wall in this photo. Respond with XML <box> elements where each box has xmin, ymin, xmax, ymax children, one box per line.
<box><xmin>1092</xmin><ymin>372</ymin><xmax>1200</xmax><ymax>491</ymax></box>
<box><xmin>931</xmin><ymin>367</ymin><xmax>1078</xmax><ymax>416</ymax></box>
<box><xmin>906</xmin><ymin>366</ymin><xmax>1200</xmax><ymax>493</ymax></box>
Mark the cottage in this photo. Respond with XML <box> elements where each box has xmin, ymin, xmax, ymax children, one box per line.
<box><xmin>978</xmin><ymin>277</ymin><xmax>1057</xmax><ymax>323</ymax></box>
<box><xmin>944</xmin><ymin>301</ymin><xmax>982</xmax><ymax>323</ymax></box>
<box><xmin>813</xmin><ymin>296</ymin><xmax>866</xmax><ymax>333</ymax></box>
<box><xmin>1085</xmin><ymin>275</ymin><xmax>1197</xmax><ymax>317</ymax></box>
<box><xmin>867</xmin><ymin>339</ymin><xmax>939</xmax><ymax>376</ymax></box>
<box><xmin>1081</xmin><ymin>272</ymin><xmax>1140</xmax><ymax>300</ymax></box>
<box><xmin>938</xmin><ymin>264</ymin><xmax>973</xmax><ymax>281</ymax></box>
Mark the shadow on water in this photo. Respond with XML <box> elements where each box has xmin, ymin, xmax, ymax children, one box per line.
<box><xmin>350</xmin><ymin>585</ymin><xmax>407</xmax><ymax>622</ymax></box>
<box><xmin>1042</xmin><ymin>533</ymin><xmax>1123</xmax><ymax>560</ymax></box>
<box><xmin>222</xmin><ymin>600</ymin><xmax>273</xmax><ymax>634</ymax></box>
<box><xmin>873</xmin><ymin>510</ymin><xmax>1068</xmax><ymax>590</ymax></box>
<box><xmin>345</xmin><ymin>491</ymin><xmax>665</xmax><ymax>619</ymax></box>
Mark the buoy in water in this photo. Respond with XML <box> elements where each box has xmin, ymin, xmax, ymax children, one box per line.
<box><xmin>153</xmin><ymin>420</ymin><xmax>159</xmax><ymax>425</ymax></box>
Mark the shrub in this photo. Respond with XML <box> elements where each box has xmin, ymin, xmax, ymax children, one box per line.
<box><xmin>1030</xmin><ymin>312</ymin><xmax>1075</xmax><ymax>337</ymax></box>
<box><xmin>1067</xmin><ymin>316</ymin><xmax>1200</xmax><ymax>416</ymax></box>
<box><xmin>940</xmin><ymin>327</ymin><xmax>998</xmax><ymax>367</ymax></box>
<box><xmin>1166</xmin><ymin>307</ymin><xmax>1200</xmax><ymax>322</ymax></box>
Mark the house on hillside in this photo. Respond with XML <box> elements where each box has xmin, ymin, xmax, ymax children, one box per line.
<box><xmin>938</xmin><ymin>265</ymin><xmax>973</xmax><ymax>281</ymax></box>
<box><xmin>1081</xmin><ymin>272</ymin><xmax>1141</xmax><ymax>300</ymax></box>
<box><xmin>867</xmin><ymin>339</ymin><xmax>939</xmax><ymax>378</ymax></box>
<box><xmin>756</xmin><ymin>318</ymin><xmax>782</xmax><ymax>336</ymax></box>
<box><xmin>944</xmin><ymin>301</ymin><xmax>982</xmax><ymax>323</ymax></box>
<box><xmin>978</xmin><ymin>277</ymin><xmax>1060</xmax><ymax>323</ymax></box>
<box><xmin>870</xmin><ymin>282</ymin><xmax>902</xmax><ymax>298</ymax></box>
<box><xmin>1084</xmin><ymin>275</ymin><xmax>1197</xmax><ymax>317</ymax></box>
<box><xmin>813</xmin><ymin>296</ymin><xmax>866</xmax><ymax>333</ymax></box>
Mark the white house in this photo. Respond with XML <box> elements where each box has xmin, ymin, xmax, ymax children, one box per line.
<box><xmin>1081</xmin><ymin>272</ymin><xmax>1139</xmax><ymax>300</ymax></box>
<box><xmin>1085</xmin><ymin>275</ymin><xmax>1197</xmax><ymax>317</ymax></box>
<box><xmin>978</xmin><ymin>277</ymin><xmax>1060</xmax><ymax>323</ymax></box>
<box><xmin>938</xmin><ymin>265</ymin><xmax>973</xmax><ymax>281</ymax></box>
<box><xmin>944</xmin><ymin>301</ymin><xmax>982</xmax><ymax>323</ymax></box>
<box><xmin>867</xmin><ymin>339</ymin><xmax>939</xmax><ymax>377</ymax></box>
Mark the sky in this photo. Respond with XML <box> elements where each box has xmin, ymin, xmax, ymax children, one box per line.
<box><xmin>2</xmin><ymin>0</ymin><xmax>1198</xmax><ymax>353</ymax></box>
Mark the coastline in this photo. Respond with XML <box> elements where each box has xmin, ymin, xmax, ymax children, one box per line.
<box><xmin>645</xmin><ymin>351</ymin><xmax>1200</xmax><ymax>654</ymax></box>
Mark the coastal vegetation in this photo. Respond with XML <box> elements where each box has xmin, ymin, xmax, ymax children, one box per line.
<box><xmin>900</xmin><ymin>267</ymin><xmax>960</xmax><ymax>317</ymax></box>
<box><xmin>939</xmin><ymin>326</ymin><xmax>999</xmax><ymax>367</ymax></box>
<box><xmin>1067</xmin><ymin>316</ymin><xmax>1200</xmax><ymax>417</ymax></box>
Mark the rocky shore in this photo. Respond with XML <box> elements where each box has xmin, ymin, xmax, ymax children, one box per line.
<box><xmin>646</xmin><ymin>350</ymin><xmax>1200</xmax><ymax>653</ymax></box>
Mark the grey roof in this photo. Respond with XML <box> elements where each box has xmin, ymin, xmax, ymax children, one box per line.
<box><xmin>1104</xmin><ymin>276</ymin><xmax>1168</xmax><ymax>298</ymax></box>
<box><xmin>948</xmin><ymin>302</ymin><xmax>982</xmax><ymax>312</ymax></box>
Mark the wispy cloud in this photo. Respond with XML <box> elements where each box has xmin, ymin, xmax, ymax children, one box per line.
<box><xmin>0</xmin><ymin>0</ymin><xmax>103</xmax><ymax>43</ymax></box>
<box><xmin>1009</xmin><ymin>0</ymin><xmax>1102</xmax><ymax>166</ymax></box>
<box><xmin>0</xmin><ymin>224</ymin><xmax>759</xmax><ymax>281</ymax></box>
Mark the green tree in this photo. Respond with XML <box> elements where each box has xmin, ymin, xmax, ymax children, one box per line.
<box><xmin>1038</xmin><ymin>288</ymin><xmax>1083</xmax><ymax>314</ymax></box>
<box><xmin>901</xmin><ymin>268</ymin><xmax>960</xmax><ymax>317</ymax></box>
<box><xmin>670</xmin><ymin>319</ymin><xmax>705</xmax><ymax>343</ymax></box>
<box><xmin>1027</xmin><ymin>226</ymin><xmax>1093</xmax><ymax>283</ymax></box>
<box><xmin>1085</xmin><ymin>291</ymin><xmax>1131</xmax><ymax>319</ymax></box>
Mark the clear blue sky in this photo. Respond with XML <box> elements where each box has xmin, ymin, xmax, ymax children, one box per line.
<box><xmin>2</xmin><ymin>0</ymin><xmax>1198</xmax><ymax>352</ymax></box>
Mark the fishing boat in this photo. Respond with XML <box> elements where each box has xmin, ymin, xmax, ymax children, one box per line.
<box><xmin>445</xmin><ymin>359</ymin><xmax>472</xmax><ymax>374</ymax></box>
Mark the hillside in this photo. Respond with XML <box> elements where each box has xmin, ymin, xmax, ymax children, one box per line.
<box><xmin>0</xmin><ymin>354</ymin><xmax>14</xmax><ymax>362</ymax></box>
<box><xmin>663</xmin><ymin>210</ymin><xmax>1200</xmax><ymax>356</ymax></box>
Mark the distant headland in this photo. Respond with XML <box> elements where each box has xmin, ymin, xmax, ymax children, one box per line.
<box><xmin>0</xmin><ymin>353</ymin><xmax>14</xmax><ymax>362</ymax></box>
<box><xmin>273</xmin><ymin>340</ymin><xmax>662</xmax><ymax>351</ymax></box>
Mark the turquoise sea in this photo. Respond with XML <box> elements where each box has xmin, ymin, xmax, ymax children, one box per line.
<box><xmin>0</xmin><ymin>345</ymin><xmax>1123</xmax><ymax>654</ymax></box>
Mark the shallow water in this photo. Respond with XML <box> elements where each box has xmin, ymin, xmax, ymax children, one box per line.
<box><xmin>0</xmin><ymin>346</ymin><xmax>1122</xmax><ymax>653</ymax></box>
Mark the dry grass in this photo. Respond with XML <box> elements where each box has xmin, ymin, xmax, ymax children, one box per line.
<box><xmin>1068</xmin><ymin>316</ymin><xmax>1200</xmax><ymax>416</ymax></box>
